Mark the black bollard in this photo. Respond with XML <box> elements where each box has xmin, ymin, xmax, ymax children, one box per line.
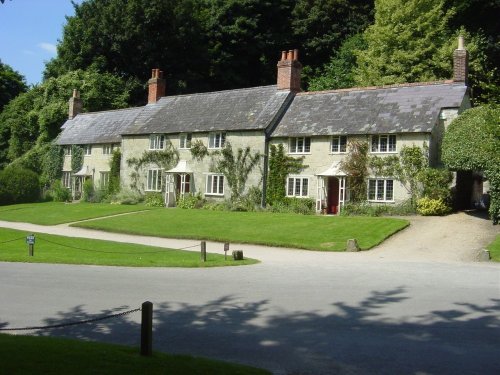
<box><xmin>141</xmin><ymin>301</ymin><xmax>153</xmax><ymax>356</ymax></box>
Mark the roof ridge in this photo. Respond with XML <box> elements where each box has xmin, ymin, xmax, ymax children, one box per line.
<box><xmin>154</xmin><ymin>85</ymin><xmax>279</xmax><ymax>102</ymax></box>
<box><xmin>73</xmin><ymin>105</ymin><xmax>144</xmax><ymax>117</ymax></box>
<box><xmin>299</xmin><ymin>80</ymin><xmax>459</xmax><ymax>96</ymax></box>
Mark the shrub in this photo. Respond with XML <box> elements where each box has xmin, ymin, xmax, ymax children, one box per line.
<box><xmin>416</xmin><ymin>197</ymin><xmax>452</xmax><ymax>216</ymax></box>
<box><xmin>51</xmin><ymin>180</ymin><xmax>72</xmax><ymax>202</ymax></box>
<box><xmin>82</xmin><ymin>179</ymin><xmax>95</xmax><ymax>202</ymax></box>
<box><xmin>0</xmin><ymin>166</ymin><xmax>40</xmax><ymax>205</ymax></box>
<box><xmin>177</xmin><ymin>193</ymin><xmax>204</xmax><ymax>209</ymax></box>
<box><xmin>268</xmin><ymin>197</ymin><xmax>315</xmax><ymax>215</ymax></box>
<box><xmin>111</xmin><ymin>189</ymin><xmax>143</xmax><ymax>205</ymax></box>
<box><xmin>145</xmin><ymin>192</ymin><xmax>165</xmax><ymax>207</ymax></box>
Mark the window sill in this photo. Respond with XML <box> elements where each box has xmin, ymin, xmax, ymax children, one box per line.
<box><xmin>286</xmin><ymin>195</ymin><xmax>310</xmax><ymax>199</ymax></box>
<box><xmin>205</xmin><ymin>193</ymin><xmax>224</xmax><ymax>197</ymax></box>
<box><xmin>288</xmin><ymin>152</ymin><xmax>311</xmax><ymax>156</ymax></box>
<box><xmin>367</xmin><ymin>200</ymin><xmax>395</xmax><ymax>203</ymax></box>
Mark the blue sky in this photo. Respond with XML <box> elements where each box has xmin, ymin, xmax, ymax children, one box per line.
<box><xmin>0</xmin><ymin>0</ymin><xmax>83</xmax><ymax>85</ymax></box>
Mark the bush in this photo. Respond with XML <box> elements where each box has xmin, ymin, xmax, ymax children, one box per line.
<box><xmin>145</xmin><ymin>192</ymin><xmax>165</xmax><ymax>207</ymax></box>
<box><xmin>111</xmin><ymin>189</ymin><xmax>143</xmax><ymax>205</ymax></box>
<box><xmin>177</xmin><ymin>193</ymin><xmax>204</xmax><ymax>209</ymax></box>
<box><xmin>268</xmin><ymin>197</ymin><xmax>315</xmax><ymax>215</ymax></box>
<box><xmin>340</xmin><ymin>200</ymin><xmax>416</xmax><ymax>217</ymax></box>
<box><xmin>0</xmin><ymin>166</ymin><xmax>40</xmax><ymax>205</ymax></box>
<box><xmin>416</xmin><ymin>197</ymin><xmax>452</xmax><ymax>216</ymax></box>
<box><xmin>82</xmin><ymin>179</ymin><xmax>95</xmax><ymax>202</ymax></box>
<box><xmin>50</xmin><ymin>180</ymin><xmax>72</xmax><ymax>202</ymax></box>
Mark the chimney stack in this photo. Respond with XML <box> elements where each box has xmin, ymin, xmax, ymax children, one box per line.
<box><xmin>453</xmin><ymin>35</ymin><xmax>468</xmax><ymax>84</ymax></box>
<box><xmin>68</xmin><ymin>89</ymin><xmax>82</xmax><ymax>119</ymax></box>
<box><xmin>148</xmin><ymin>68</ymin><xmax>166</xmax><ymax>104</ymax></box>
<box><xmin>277</xmin><ymin>49</ymin><xmax>302</xmax><ymax>92</ymax></box>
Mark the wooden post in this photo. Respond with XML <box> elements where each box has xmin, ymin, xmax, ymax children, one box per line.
<box><xmin>141</xmin><ymin>301</ymin><xmax>153</xmax><ymax>356</ymax></box>
<box><xmin>29</xmin><ymin>244</ymin><xmax>34</xmax><ymax>257</ymax></box>
<box><xmin>224</xmin><ymin>242</ymin><xmax>229</xmax><ymax>260</ymax></box>
<box><xmin>201</xmin><ymin>241</ymin><xmax>207</xmax><ymax>262</ymax></box>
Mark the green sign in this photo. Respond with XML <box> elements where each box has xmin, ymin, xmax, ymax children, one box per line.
<box><xmin>26</xmin><ymin>234</ymin><xmax>35</xmax><ymax>245</ymax></box>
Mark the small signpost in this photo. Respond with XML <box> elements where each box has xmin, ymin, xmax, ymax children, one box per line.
<box><xmin>224</xmin><ymin>242</ymin><xmax>229</xmax><ymax>260</ymax></box>
<box><xmin>26</xmin><ymin>234</ymin><xmax>35</xmax><ymax>256</ymax></box>
<box><xmin>200</xmin><ymin>241</ymin><xmax>207</xmax><ymax>262</ymax></box>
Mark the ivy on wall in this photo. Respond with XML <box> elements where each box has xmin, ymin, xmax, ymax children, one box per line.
<box><xmin>71</xmin><ymin>145</ymin><xmax>83</xmax><ymax>173</ymax></box>
<box><xmin>108</xmin><ymin>149</ymin><xmax>121</xmax><ymax>194</ymax></box>
<box><xmin>40</xmin><ymin>144</ymin><xmax>63</xmax><ymax>186</ymax></box>
<box><xmin>339</xmin><ymin>141</ymin><xmax>369</xmax><ymax>202</ymax></box>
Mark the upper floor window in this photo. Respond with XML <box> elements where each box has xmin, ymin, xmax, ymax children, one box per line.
<box><xmin>179</xmin><ymin>133</ymin><xmax>192</xmax><ymax>149</ymax></box>
<box><xmin>331</xmin><ymin>136</ymin><xmax>347</xmax><ymax>153</ymax></box>
<box><xmin>287</xmin><ymin>176</ymin><xmax>309</xmax><ymax>197</ymax></box>
<box><xmin>103</xmin><ymin>144</ymin><xmax>114</xmax><ymax>155</ymax></box>
<box><xmin>208</xmin><ymin>132</ymin><xmax>225</xmax><ymax>149</ymax></box>
<box><xmin>289</xmin><ymin>137</ymin><xmax>311</xmax><ymax>154</ymax></box>
<box><xmin>371</xmin><ymin>134</ymin><xmax>396</xmax><ymax>153</ymax></box>
<box><xmin>146</xmin><ymin>169</ymin><xmax>162</xmax><ymax>191</ymax></box>
<box><xmin>368</xmin><ymin>179</ymin><xmax>394</xmax><ymax>202</ymax></box>
<box><xmin>64</xmin><ymin>146</ymin><xmax>72</xmax><ymax>156</ymax></box>
<box><xmin>84</xmin><ymin>145</ymin><xmax>92</xmax><ymax>155</ymax></box>
<box><xmin>206</xmin><ymin>174</ymin><xmax>224</xmax><ymax>195</ymax></box>
<box><xmin>150</xmin><ymin>134</ymin><xmax>165</xmax><ymax>150</ymax></box>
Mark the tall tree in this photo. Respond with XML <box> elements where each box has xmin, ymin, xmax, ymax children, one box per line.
<box><xmin>0</xmin><ymin>60</ymin><xmax>27</xmax><ymax>111</ymax></box>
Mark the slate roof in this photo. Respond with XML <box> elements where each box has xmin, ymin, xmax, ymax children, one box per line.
<box><xmin>123</xmin><ymin>85</ymin><xmax>292</xmax><ymax>135</ymax></box>
<box><xmin>272</xmin><ymin>82</ymin><xmax>468</xmax><ymax>137</ymax></box>
<box><xmin>57</xmin><ymin>107</ymin><xmax>142</xmax><ymax>145</ymax></box>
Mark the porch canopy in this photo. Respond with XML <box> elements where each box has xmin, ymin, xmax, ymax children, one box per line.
<box><xmin>74</xmin><ymin>165</ymin><xmax>92</xmax><ymax>176</ymax></box>
<box><xmin>316</xmin><ymin>161</ymin><xmax>346</xmax><ymax>177</ymax></box>
<box><xmin>165</xmin><ymin>160</ymin><xmax>193</xmax><ymax>207</ymax></box>
<box><xmin>165</xmin><ymin>160</ymin><xmax>193</xmax><ymax>174</ymax></box>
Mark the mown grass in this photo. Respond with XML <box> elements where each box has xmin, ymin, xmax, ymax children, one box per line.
<box><xmin>487</xmin><ymin>234</ymin><xmax>500</xmax><ymax>262</ymax></box>
<box><xmin>0</xmin><ymin>228</ymin><xmax>257</xmax><ymax>267</ymax></box>
<box><xmin>0</xmin><ymin>334</ymin><xmax>270</xmax><ymax>375</ymax></box>
<box><xmin>0</xmin><ymin>202</ymin><xmax>154</xmax><ymax>225</ymax></box>
<box><xmin>73</xmin><ymin>209</ymin><xmax>409</xmax><ymax>251</ymax></box>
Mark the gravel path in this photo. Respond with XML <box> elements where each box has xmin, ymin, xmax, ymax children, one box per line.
<box><xmin>0</xmin><ymin>211</ymin><xmax>498</xmax><ymax>264</ymax></box>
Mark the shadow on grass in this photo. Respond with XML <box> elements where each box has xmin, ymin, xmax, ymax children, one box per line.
<box><xmin>6</xmin><ymin>289</ymin><xmax>500</xmax><ymax>375</ymax></box>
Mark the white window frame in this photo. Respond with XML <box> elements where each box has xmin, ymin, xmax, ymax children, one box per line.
<box><xmin>100</xmin><ymin>172</ymin><xmax>110</xmax><ymax>189</ymax></box>
<box><xmin>146</xmin><ymin>169</ymin><xmax>162</xmax><ymax>191</ymax></box>
<box><xmin>84</xmin><ymin>145</ymin><xmax>92</xmax><ymax>155</ymax></box>
<box><xmin>64</xmin><ymin>146</ymin><xmax>72</xmax><ymax>156</ymax></box>
<box><xmin>149</xmin><ymin>134</ymin><xmax>165</xmax><ymax>150</ymax></box>
<box><xmin>289</xmin><ymin>137</ymin><xmax>311</xmax><ymax>154</ymax></box>
<box><xmin>287</xmin><ymin>176</ymin><xmax>310</xmax><ymax>197</ymax></box>
<box><xmin>371</xmin><ymin>134</ymin><xmax>397</xmax><ymax>153</ymax></box>
<box><xmin>368</xmin><ymin>179</ymin><xmax>394</xmax><ymax>202</ymax></box>
<box><xmin>205</xmin><ymin>174</ymin><xmax>224</xmax><ymax>196</ymax></box>
<box><xmin>62</xmin><ymin>172</ymin><xmax>72</xmax><ymax>188</ymax></box>
<box><xmin>331</xmin><ymin>135</ymin><xmax>347</xmax><ymax>153</ymax></box>
<box><xmin>208</xmin><ymin>132</ymin><xmax>226</xmax><ymax>149</ymax></box>
<box><xmin>179</xmin><ymin>133</ymin><xmax>192</xmax><ymax>149</ymax></box>
<box><xmin>102</xmin><ymin>144</ymin><xmax>113</xmax><ymax>155</ymax></box>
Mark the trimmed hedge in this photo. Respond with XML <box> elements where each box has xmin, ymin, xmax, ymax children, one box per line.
<box><xmin>0</xmin><ymin>166</ymin><xmax>40</xmax><ymax>205</ymax></box>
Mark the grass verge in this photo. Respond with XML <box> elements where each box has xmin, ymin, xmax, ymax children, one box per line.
<box><xmin>0</xmin><ymin>334</ymin><xmax>270</xmax><ymax>375</ymax></box>
<box><xmin>73</xmin><ymin>209</ymin><xmax>409</xmax><ymax>251</ymax></box>
<box><xmin>487</xmin><ymin>234</ymin><xmax>500</xmax><ymax>262</ymax></box>
<box><xmin>0</xmin><ymin>202</ymin><xmax>153</xmax><ymax>225</ymax></box>
<box><xmin>0</xmin><ymin>228</ymin><xmax>258</xmax><ymax>267</ymax></box>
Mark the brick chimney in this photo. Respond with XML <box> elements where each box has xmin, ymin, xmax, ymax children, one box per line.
<box><xmin>277</xmin><ymin>49</ymin><xmax>302</xmax><ymax>92</ymax></box>
<box><xmin>68</xmin><ymin>89</ymin><xmax>82</xmax><ymax>119</ymax></box>
<box><xmin>453</xmin><ymin>36</ymin><xmax>468</xmax><ymax>84</ymax></box>
<box><xmin>148</xmin><ymin>68</ymin><xmax>166</xmax><ymax>104</ymax></box>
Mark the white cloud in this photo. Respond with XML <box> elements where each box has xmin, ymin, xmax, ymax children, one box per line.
<box><xmin>38</xmin><ymin>42</ymin><xmax>57</xmax><ymax>54</ymax></box>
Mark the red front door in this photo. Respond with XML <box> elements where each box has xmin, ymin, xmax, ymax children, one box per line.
<box><xmin>327</xmin><ymin>177</ymin><xmax>339</xmax><ymax>214</ymax></box>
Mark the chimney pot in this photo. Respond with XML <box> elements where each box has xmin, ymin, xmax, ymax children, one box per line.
<box><xmin>458</xmin><ymin>35</ymin><xmax>464</xmax><ymax>50</ymax></box>
<box><xmin>293</xmin><ymin>49</ymin><xmax>299</xmax><ymax>61</ymax></box>
<box><xmin>148</xmin><ymin>68</ymin><xmax>166</xmax><ymax>104</ymax></box>
<box><xmin>68</xmin><ymin>88</ymin><xmax>83</xmax><ymax>119</ymax></box>
<box><xmin>277</xmin><ymin>48</ymin><xmax>302</xmax><ymax>92</ymax></box>
<box><xmin>281</xmin><ymin>51</ymin><xmax>286</xmax><ymax>61</ymax></box>
<box><xmin>288</xmin><ymin>50</ymin><xmax>294</xmax><ymax>60</ymax></box>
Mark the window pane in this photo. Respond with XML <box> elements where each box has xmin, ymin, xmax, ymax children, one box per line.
<box><xmin>290</xmin><ymin>139</ymin><xmax>296</xmax><ymax>153</ymax></box>
<box><xmin>388</xmin><ymin>135</ymin><xmax>396</xmax><ymax>152</ymax></box>
<box><xmin>368</xmin><ymin>180</ymin><xmax>376</xmax><ymax>200</ymax></box>
<box><xmin>331</xmin><ymin>137</ymin><xmax>339</xmax><ymax>153</ymax></box>
<box><xmin>371</xmin><ymin>136</ymin><xmax>379</xmax><ymax>152</ymax></box>
<box><xmin>212</xmin><ymin>175</ymin><xmax>218</xmax><ymax>193</ymax></box>
<box><xmin>218</xmin><ymin>176</ymin><xmax>224</xmax><ymax>194</ymax></box>
<box><xmin>304</xmin><ymin>138</ymin><xmax>310</xmax><ymax>153</ymax></box>
<box><xmin>380</xmin><ymin>136</ymin><xmax>387</xmax><ymax>152</ymax></box>
<box><xmin>386</xmin><ymin>180</ymin><xmax>394</xmax><ymax>200</ymax></box>
<box><xmin>287</xmin><ymin>178</ymin><xmax>294</xmax><ymax>195</ymax></box>
<box><xmin>340</xmin><ymin>136</ymin><xmax>347</xmax><ymax>152</ymax></box>
<box><xmin>206</xmin><ymin>175</ymin><xmax>212</xmax><ymax>193</ymax></box>
<box><xmin>295</xmin><ymin>178</ymin><xmax>301</xmax><ymax>195</ymax></box>
<box><xmin>297</xmin><ymin>138</ymin><xmax>303</xmax><ymax>153</ymax></box>
<box><xmin>220</xmin><ymin>133</ymin><xmax>226</xmax><ymax>148</ymax></box>
<box><xmin>377</xmin><ymin>180</ymin><xmax>385</xmax><ymax>200</ymax></box>
<box><xmin>302</xmin><ymin>178</ymin><xmax>308</xmax><ymax>196</ymax></box>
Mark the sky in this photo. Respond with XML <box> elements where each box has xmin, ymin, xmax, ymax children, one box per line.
<box><xmin>0</xmin><ymin>0</ymin><xmax>83</xmax><ymax>86</ymax></box>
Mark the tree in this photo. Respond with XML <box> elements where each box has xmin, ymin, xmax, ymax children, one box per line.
<box><xmin>0</xmin><ymin>166</ymin><xmax>40</xmax><ymax>205</ymax></box>
<box><xmin>442</xmin><ymin>105</ymin><xmax>500</xmax><ymax>223</ymax></box>
<box><xmin>0</xmin><ymin>69</ymin><xmax>137</xmax><ymax>169</ymax></box>
<box><xmin>0</xmin><ymin>60</ymin><xmax>27</xmax><ymax>111</ymax></box>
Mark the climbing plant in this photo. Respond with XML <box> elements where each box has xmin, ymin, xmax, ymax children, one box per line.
<box><xmin>214</xmin><ymin>143</ymin><xmax>261</xmax><ymax>202</ymax></box>
<box><xmin>108</xmin><ymin>149</ymin><xmax>121</xmax><ymax>195</ymax></box>
<box><xmin>190</xmin><ymin>140</ymin><xmax>209</xmax><ymax>161</ymax></box>
<box><xmin>40</xmin><ymin>144</ymin><xmax>63</xmax><ymax>186</ymax></box>
<box><xmin>266</xmin><ymin>143</ymin><xmax>306</xmax><ymax>205</ymax></box>
<box><xmin>71</xmin><ymin>145</ymin><xmax>83</xmax><ymax>172</ymax></box>
<box><xmin>340</xmin><ymin>141</ymin><xmax>369</xmax><ymax>202</ymax></box>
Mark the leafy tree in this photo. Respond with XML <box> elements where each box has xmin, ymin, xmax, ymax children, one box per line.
<box><xmin>0</xmin><ymin>69</ymin><xmax>136</xmax><ymax>169</ymax></box>
<box><xmin>442</xmin><ymin>105</ymin><xmax>500</xmax><ymax>223</ymax></box>
<box><xmin>214</xmin><ymin>143</ymin><xmax>261</xmax><ymax>202</ymax></box>
<box><xmin>266</xmin><ymin>143</ymin><xmax>306</xmax><ymax>205</ymax></box>
<box><xmin>0</xmin><ymin>166</ymin><xmax>40</xmax><ymax>205</ymax></box>
<box><xmin>0</xmin><ymin>60</ymin><xmax>27</xmax><ymax>111</ymax></box>
<box><xmin>339</xmin><ymin>140</ymin><xmax>369</xmax><ymax>202</ymax></box>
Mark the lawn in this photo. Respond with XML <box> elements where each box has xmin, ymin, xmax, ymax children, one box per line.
<box><xmin>0</xmin><ymin>334</ymin><xmax>270</xmax><ymax>375</ymax></box>
<box><xmin>487</xmin><ymin>234</ymin><xmax>500</xmax><ymax>262</ymax></box>
<box><xmin>73</xmin><ymin>209</ymin><xmax>409</xmax><ymax>251</ymax></box>
<box><xmin>0</xmin><ymin>228</ymin><xmax>258</xmax><ymax>267</ymax></box>
<box><xmin>0</xmin><ymin>202</ymin><xmax>154</xmax><ymax>225</ymax></box>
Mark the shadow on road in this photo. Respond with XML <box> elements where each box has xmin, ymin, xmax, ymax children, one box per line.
<box><xmin>5</xmin><ymin>289</ymin><xmax>499</xmax><ymax>375</ymax></box>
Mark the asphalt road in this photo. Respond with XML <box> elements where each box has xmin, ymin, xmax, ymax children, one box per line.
<box><xmin>1</xmin><ymin>256</ymin><xmax>499</xmax><ymax>374</ymax></box>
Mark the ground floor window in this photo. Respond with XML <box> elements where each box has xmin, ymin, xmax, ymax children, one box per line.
<box><xmin>100</xmin><ymin>172</ymin><xmax>110</xmax><ymax>189</ymax></box>
<box><xmin>147</xmin><ymin>169</ymin><xmax>162</xmax><ymax>191</ymax></box>
<box><xmin>368</xmin><ymin>179</ymin><xmax>394</xmax><ymax>201</ymax></box>
<box><xmin>206</xmin><ymin>174</ymin><xmax>224</xmax><ymax>195</ymax></box>
<box><xmin>287</xmin><ymin>177</ymin><xmax>309</xmax><ymax>197</ymax></box>
<box><xmin>62</xmin><ymin>172</ymin><xmax>72</xmax><ymax>188</ymax></box>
